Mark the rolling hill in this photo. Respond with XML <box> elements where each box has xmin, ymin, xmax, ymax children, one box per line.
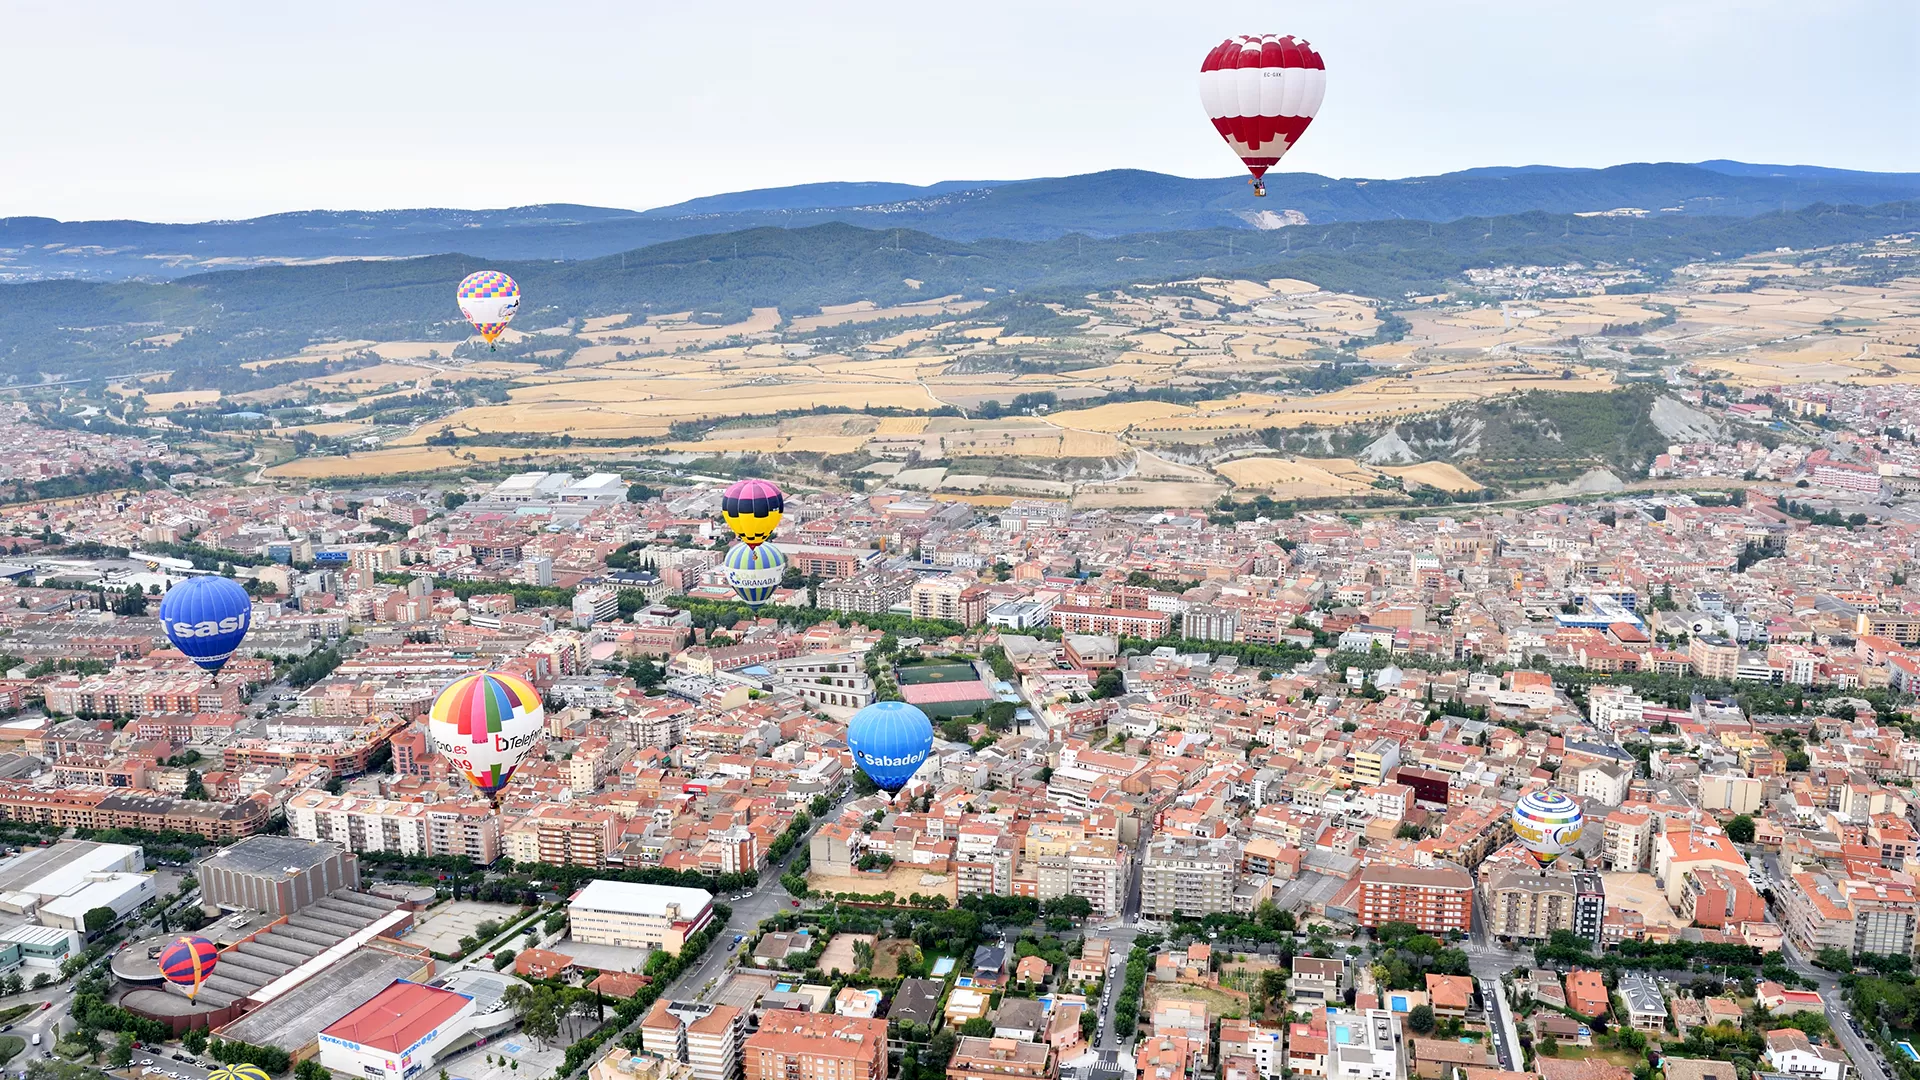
<box><xmin>0</xmin><ymin>197</ymin><xmax>1912</xmax><ymax>384</ymax></box>
<box><xmin>4</xmin><ymin>161</ymin><xmax>1918</xmax><ymax>282</ymax></box>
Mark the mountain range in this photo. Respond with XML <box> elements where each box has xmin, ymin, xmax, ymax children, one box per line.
<box><xmin>4</xmin><ymin>197</ymin><xmax>1912</xmax><ymax>385</ymax></box>
<box><xmin>4</xmin><ymin>161</ymin><xmax>1917</xmax><ymax>282</ymax></box>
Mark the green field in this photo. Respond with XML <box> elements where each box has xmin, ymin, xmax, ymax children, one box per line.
<box><xmin>895</xmin><ymin>663</ymin><xmax>980</xmax><ymax>686</ymax></box>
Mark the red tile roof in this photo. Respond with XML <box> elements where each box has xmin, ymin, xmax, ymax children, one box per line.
<box><xmin>321</xmin><ymin>980</ymin><xmax>471</xmax><ymax>1053</ymax></box>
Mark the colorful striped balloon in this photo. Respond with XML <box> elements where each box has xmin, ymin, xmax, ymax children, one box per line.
<box><xmin>455</xmin><ymin>270</ymin><xmax>521</xmax><ymax>345</ymax></box>
<box><xmin>209</xmin><ymin>1066</ymin><xmax>272</xmax><ymax>1080</ymax></box>
<box><xmin>724</xmin><ymin>540</ymin><xmax>786</xmax><ymax>607</ymax></box>
<box><xmin>1511</xmin><ymin>789</ymin><xmax>1585</xmax><ymax>868</ymax></box>
<box><xmin>428</xmin><ymin>671</ymin><xmax>544</xmax><ymax>800</ymax></box>
<box><xmin>158</xmin><ymin>934</ymin><xmax>219</xmax><ymax>999</ymax></box>
<box><xmin>721</xmin><ymin>478</ymin><xmax>785</xmax><ymax>546</ymax></box>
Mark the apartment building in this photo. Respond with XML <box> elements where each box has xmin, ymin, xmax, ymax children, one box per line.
<box><xmin>1679</xmin><ymin>867</ymin><xmax>1766</xmax><ymax>929</ymax></box>
<box><xmin>909</xmin><ymin>578</ymin><xmax>988</xmax><ymax>626</ymax></box>
<box><xmin>0</xmin><ymin>782</ymin><xmax>271</xmax><ymax>840</ymax></box>
<box><xmin>1690</xmin><ymin>636</ymin><xmax>1741</xmax><ymax>680</ymax></box>
<box><xmin>1603</xmin><ymin>808</ymin><xmax>1652</xmax><ymax>872</ymax></box>
<box><xmin>1573</xmin><ymin>872</ymin><xmax>1606</xmax><ymax>946</ymax></box>
<box><xmin>1141</xmin><ymin>835</ymin><xmax>1241</xmax><ymax>919</ymax></box>
<box><xmin>1350</xmin><ymin>739</ymin><xmax>1402</xmax><ymax>788</ymax></box>
<box><xmin>947</xmin><ymin>1037</ymin><xmax>1051</xmax><ymax>1080</ymax></box>
<box><xmin>817</xmin><ymin>570</ymin><xmax>914</xmax><ymax>616</ymax></box>
<box><xmin>1049</xmin><ymin>604</ymin><xmax>1172</xmax><ymax>639</ymax></box>
<box><xmin>744</xmin><ymin>1013</ymin><xmax>887</xmax><ymax>1080</ymax></box>
<box><xmin>1780</xmin><ymin>870</ymin><xmax>1920</xmax><ymax>958</ymax></box>
<box><xmin>1021</xmin><ymin>821</ymin><xmax>1129</xmax><ymax>918</ymax></box>
<box><xmin>505</xmin><ymin>805</ymin><xmax>620</xmax><ymax>867</ymax></box>
<box><xmin>1481</xmin><ymin>867</ymin><xmax>1576</xmax><ymax>941</ymax></box>
<box><xmin>640</xmin><ymin>1001</ymin><xmax>743</xmax><ymax>1080</ymax></box>
<box><xmin>1353</xmin><ymin>863</ymin><xmax>1473</xmax><ymax>934</ymax></box>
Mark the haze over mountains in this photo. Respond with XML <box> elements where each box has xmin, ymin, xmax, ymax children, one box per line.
<box><xmin>4</xmin><ymin>160</ymin><xmax>1918</xmax><ymax>282</ymax></box>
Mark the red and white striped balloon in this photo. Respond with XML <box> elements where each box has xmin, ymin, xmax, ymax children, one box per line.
<box><xmin>1199</xmin><ymin>35</ymin><xmax>1326</xmax><ymax>197</ymax></box>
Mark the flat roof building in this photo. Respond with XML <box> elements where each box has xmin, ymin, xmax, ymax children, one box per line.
<box><xmin>198</xmin><ymin>834</ymin><xmax>358</xmax><ymax>917</ymax></box>
<box><xmin>570</xmin><ymin>880</ymin><xmax>715</xmax><ymax>952</ymax></box>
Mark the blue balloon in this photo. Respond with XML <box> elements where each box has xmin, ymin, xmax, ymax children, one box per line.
<box><xmin>157</xmin><ymin>576</ymin><xmax>253</xmax><ymax>675</ymax></box>
<box><xmin>846</xmin><ymin>701</ymin><xmax>934</xmax><ymax>793</ymax></box>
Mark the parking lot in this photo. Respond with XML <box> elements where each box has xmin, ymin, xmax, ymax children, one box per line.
<box><xmin>113</xmin><ymin>1050</ymin><xmax>221</xmax><ymax>1080</ymax></box>
<box><xmin>405</xmin><ymin>900</ymin><xmax>526</xmax><ymax>956</ymax></box>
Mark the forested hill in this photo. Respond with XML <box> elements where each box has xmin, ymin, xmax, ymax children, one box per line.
<box><xmin>5</xmin><ymin>161</ymin><xmax>1919</xmax><ymax>281</ymax></box>
<box><xmin>0</xmin><ymin>197</ymin><xmax>1911</xmax><ymax>383</ymax></box>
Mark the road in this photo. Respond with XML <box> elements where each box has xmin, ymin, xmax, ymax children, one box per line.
<box><xmin>1465</xmin><ymin>888</ymin><xmax>1532</xmax><ymax>1070</ymax></box>
<box><xmin>1780</xmin><ymin>935</ymin><xmax>1890</xmax><ymax>1080</ymax></box>
<box><xmin>667</xmin><ymin>787</ymin><xmax>860</xmax><ymax>1004</ymax></box>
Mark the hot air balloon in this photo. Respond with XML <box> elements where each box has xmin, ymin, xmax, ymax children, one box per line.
<box><xmin>158</xmin><ymin>934</ymin><xmax>219</xmax><ymax>1001</ymax></box>
<box><xmin>158</xmin><ymin>576</ymin><xmax>253</xmax><ymax>680</ymax></box>
<box><xmin>846</xmin><ymin>701</ymin><xmax>934</xmax><ymax>794</ymax></box>
<box><xmin>456</xmin><ymin>270</ymin><xmax>520</xmax><ymax>350</ymax></box>
<box><xmin>428</xmin><ymin>671</ymin><xmax>545</xmax><ymax>804</ymax></box>
<box><xmin>209</xmin><ymin>1067</ymin><xmax>271</xmax><ymax>1080</ymax></box>
<box><xmin>724</xmin><ymin>541</ymin><xmax>786</xmax><ymax>607</ymax></box>
<box><xmin>1199</xmin><ymin>35</ymin><xmax>1326</xmax><ymax>197</ymax></box>
<box><xmin>1511</xmin><ymin>790</ymin><xmax>1584</xmax><ymax>869</ymax></box>
<box><xmin>721</xmin><ymin>478</ymin><xmax>785</xmax><ymax>546</ymax></box>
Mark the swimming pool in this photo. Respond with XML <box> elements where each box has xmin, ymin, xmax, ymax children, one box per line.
<box><xmin>932</xmin><ymin>957</ymin><xmax>956</xmax><ymax>977</ymax></box>
<box><xmin>1897</xmin><ymin>1041</ymin><xmax>1917</xmax><ymax>1062</ymax></box>
<box><xmin>1334</xmin><ymin>1025</ymin><xmax>1352</xmax><ymax>1046</ymax></box>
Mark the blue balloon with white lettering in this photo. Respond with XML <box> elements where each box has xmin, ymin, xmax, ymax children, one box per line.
<box><xmin>846</xmin><ymin>701</ymin><xmax>934</xmax><ymax>793</ymax></box>
<box><xmin>158</xmin><ymin>576</ymin><xmax>253</xmax><ymax>675</ymax></box>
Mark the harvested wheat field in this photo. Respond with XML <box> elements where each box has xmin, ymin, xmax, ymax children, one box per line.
<box><xmin>665</xmin><ymin>435</ymin><xmax>871</xmax><ymax>455</ymax></box>
<box><xmin>1216</xmin><ymin>456</ymin><xmax>1378</xmax><ymax>497</ymax></box>
<box><xmin>140</xmin><ymin>390</ymin><xmax>223</xmax><ymax>410</ymax></box>
<box><xmin>1073</xmin><ymin>481</ymin><xmax>1229</xmax><ymax>509</ymax></box>
<box><xmin>1048</xmin><ymin>401</ymin><xmax>1196</xmax><ymax>432</ymax></box>
<box><xmin>1379</xmin><ymin>462</ymin><xmax>1483</xmax><ymax>492</ymax></box>
<box><xmin>264</xmin><ymin>444</ymin><xmax>609</xmax><ymax>479</ymax></box>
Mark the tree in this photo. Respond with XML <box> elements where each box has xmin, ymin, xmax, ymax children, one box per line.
<box><xmin>109</xmin><ymin>1033</ymin><xmax>135</xmax><ymax>1069</ymax></box>
<box><xmin>493</xmin><ymin>950</ymin><xmax>517</xmax><ymax>971</ymax></box>
<box><xmin>1538</xmin><ymin>1034</ymin><xmax>1560</xmax><ymax>1058</ymax></box>
<box><xmin>82</xmin><ymin>906</ymin><xmax>116</xmax><ymax>936</ymax></box>
<box><xmin>182</xmin><ymin>1029</ymin><xmax>208</xmax><ymax>1055</ymax></box>
<box><xmin>297</xmin><ymin>1061</ymin><xmax>332</xmax><ymax>1080</ymax></box>
<box><xmin>959</xmin><ymin>1017</ymin><xmax>994</xmax><ymax>1038</ymax></box>
<box><xmin>442</xmin><ymin>492</ymin><xmax>469</xmax><ymax>511</ymax></box>
<box><xmin>182</xmin><ymin>770</ymin><xmax>208</xmax><ymax>800</ymax></box>
<box><xmin>1043</xmin><ymin>895</ymin><xmax>1094</xmax><ymax>920</ymax></box>
<box><xmin>1406</xmin><ymin>1005</ymin><xmax>1435</xmax><ymax>1035</ymax></box>
<box><xmin>1090</xmin><ymin>670</ymin><xmax>1125</xmax><ymax>699</ymax></box>
<box><xmin>0</xmin><ymin>973</ymin><xmax>21</xmax><ymax>996</ymax></box>
<box><xmin>1725</xmin><ymin>815</ymin><xmax>1756</xmax><ymax>844</ymax></box>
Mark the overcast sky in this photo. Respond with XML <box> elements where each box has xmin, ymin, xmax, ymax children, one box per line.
<box><xmin>9</xmin><ymin>0</ymin><xmax>1916</xmax><ymax>222</ymax></box>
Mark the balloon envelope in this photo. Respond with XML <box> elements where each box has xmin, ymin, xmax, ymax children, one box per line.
<box><xmin>1199</xmin><ymin>35</ymin><xmax>1326</xmax><ymax>191</ymax></box>
<box><xmin>846</xmin><ymin>701</ymin><xmax>934</xmax><ymax>793</ymax></box>
<box><xmin>158</xmin><ymin>576</ymin><xmax>253</xmax><ymax>675</ymax></box>
<box><xmin>721</xmin><ymin>478</ymin><xmax>785</xmax><ymax>546</ymax></box>
<box><xmin>456</xmin><ymin>270</ymin><xmax>520</xmax><ymax>344</ymax></box>
<box><xmin>209</xmin><ymin>1068</ymin><xmax>271</xmax><ymax>1080</ymax></box>
<box><xmin>429</xmin><ymin>671</ymin><xmax>544</xmax><ymax>799</ymax></box>
<box><xmin>725</xmin><ymin>541</ymin><xmax>785</xmax><ymax>607</ymax></box>
<box><xmin>1511</xmin><ymin>789</ymin><xmax>1584</xmax><ymax>868</ymax></box>
<box><xmin>158</xmin><ymin>934</ymin><xmax>219</xmax><ymax>999</ymax></box>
